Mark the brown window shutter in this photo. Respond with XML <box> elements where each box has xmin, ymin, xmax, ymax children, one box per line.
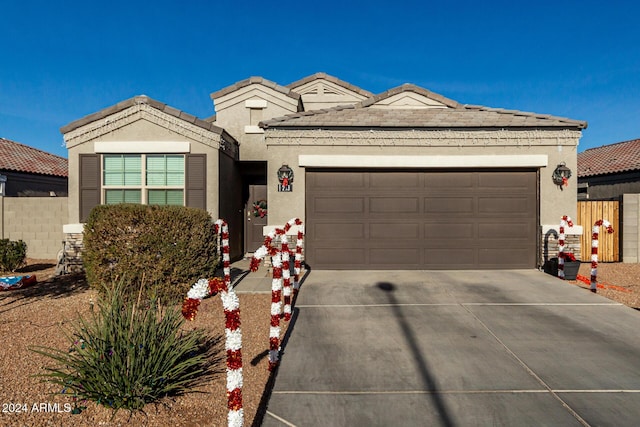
<box><xmin>186</xmin><ymin>154</ymin><xmax>206</xmax><ymax>210</ymax></box>
<box><xmin>79</xmin><ymin>154</ymin><xmax>101</xmax><ymax>222</ymax></box>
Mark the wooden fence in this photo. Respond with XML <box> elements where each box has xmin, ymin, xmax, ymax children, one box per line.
<box><xmin>576</xmin><ymin>200</ymin><xmax>620</xmax><ymax>262</ymax></box>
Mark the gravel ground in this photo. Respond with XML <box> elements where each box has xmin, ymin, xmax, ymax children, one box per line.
<box><xmin>566</xmin><ymin>262</ymin><xmax>640</xmax><ymax>308</ymax></box>
<box><xmin>0</xmin><ymin>261</ymin><xmax>282</xmax><ymax>427</ymax></box>
<box><xmin>1</xmin><ymin>260</ymin><xmax>639</xmax><ymax>426</ymax></box>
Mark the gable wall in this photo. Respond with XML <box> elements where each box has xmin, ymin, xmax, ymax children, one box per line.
<box><xmin>293</xmin><ymin>80</ymin><xmax>370</xmax><ymax>111</ymax></box>
<box><xmin>66</xmin><ymin>117</ymin><xmax>222</xmax><ymax>224</ymax></box>
<box><xmin>212</xmin><ymin>86</ymin><xmax>299</xmax><ymax>160</ymax></box>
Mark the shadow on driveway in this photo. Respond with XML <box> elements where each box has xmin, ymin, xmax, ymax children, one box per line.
<box><xmin>377</xmin><ymin>281</ymin><xmax>455</xmax><ymax>427</ymax></box>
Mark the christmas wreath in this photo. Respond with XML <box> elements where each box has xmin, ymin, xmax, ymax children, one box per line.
<box><xmin>252</xmin><ymin>199</ymin><xmax>267</xmax><ymax>218</ymax></box>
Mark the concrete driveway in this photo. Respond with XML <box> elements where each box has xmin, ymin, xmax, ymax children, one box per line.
<box><xmin>260</xmin><ymin>269</ymin><xmax>640</xmax><ymax>427</ymax></box>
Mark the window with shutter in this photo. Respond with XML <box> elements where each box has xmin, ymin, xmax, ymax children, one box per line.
<box><xmin>101</xmin><ymin>154</ymin><xmax>187</xmax><ymax>206</ymax></box>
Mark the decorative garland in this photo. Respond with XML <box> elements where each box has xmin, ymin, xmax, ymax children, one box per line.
<box><xmin>269</xmin><ymin>251</ymin><xmax>283</xmax><ymax>371</ymax></box>
<box><xmin>281</xmin><ymin>234</ymin><xmax>293</xmax><ymax>322</ymax></box>
<box><xmin>293</xmin><ymin>228</ymin><xmax>304</xmax><ymax>294</ymax></box>
<box><xmin>590</xmin><ymin>219</ymin><xmax>614</xmax><ymax>293</ymax></box>
<box><xmin>181</xmin><ymin>219</ymin><xmax>243</xmax><ymax>427</ymax></box>
<box><xmin>557</xmin><ymin>215</ymin><xmax>574</xmax><ymax>279</ymax></box>
<box><xmin>250</xmin><ymin>218</ymin><xmax>303</xmax><ymax>371</ymax></box>
<box><xmin>575</xmin><ymin>274</ymin><xmax>631</xmax><ymax>293</ymax></box>
<box><xmin>250</xmin><ymin>218</ymin><xmax>303</xmax><ymax>272</ymax></box>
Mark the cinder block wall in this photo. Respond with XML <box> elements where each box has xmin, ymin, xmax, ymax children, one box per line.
<box><xmin>623</xmin><ymin>194</ymin><xmax>640</xmax><ymax>263</ymax></box>
<box><xmin>1</xmin><ymin>197</ymin><xmax>68</xmax><ymax>259</ymax></box>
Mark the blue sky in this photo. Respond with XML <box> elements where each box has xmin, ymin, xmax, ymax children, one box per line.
<box><xmin>1</xmin><ymin>0</ymin><xmax>638</xmax><ymax>158</ymax></box>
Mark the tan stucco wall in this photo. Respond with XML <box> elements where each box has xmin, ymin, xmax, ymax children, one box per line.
<box><xmin>65</xmin><ymin>115</ymin><xmax>223</xmax><ymax>224</ymax></box>
<box><xmin>263</xmin><ymin>129</ymin><xmax>581</xmax><ymax>234</ymax></box>
<box><xmin>212</xmin><ymin>87</ymin><xmax>299</xmax><ymax>161</ymax></box>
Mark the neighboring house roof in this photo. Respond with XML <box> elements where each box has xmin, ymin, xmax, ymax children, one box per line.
<box><xmin>0</xmin><ymin>138</ymin><xmax>68</xmax><ymax>177</ymax></box>
<box><xmin>210</xmin><ymin>76</ymin><xmax>301</xmax><ymax>101</ymax></box>
<box><xmin>60</xmin><ymin>95</ymin><xmax>227</xmax><ymax>135</ymax></box>
<box><xmin>287</xmin><ymin>72</ymin><xmax>374</xmax><ymax>98</ymax></box>
<box><xmin>578</xmin><ymin>138</ymin><xmax>640</xmax><ymax>178</ymax></box>
<box><xmin>260</xmin><ymin>84</ymin><xmax>588</xmax><ymax>129</ymax></box>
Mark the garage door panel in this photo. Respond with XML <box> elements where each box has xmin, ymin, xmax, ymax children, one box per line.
<box><xmin>310</xmin><ymin>171</ymin><xmax>366</xmax><ymax>189</ymax></box>
<box><xmin>424</xmin><ymin>222</ymin><xmax>475</xmax><ymax>239</ymax></box>
<box><xmin>314</xmin><ymin>223</ymin><xmax>365</xmax><ymax>239</ymax></box>
<box><xmin>424</xmin><ymin>197</ymin><xmax>475</xmax><ymax>213</ymax></box>
<box><xmin>313</xmin><ymin>197</ymin><xmax>365</xmax><ymax>214</ymax></box>
<box><xmin>479</xmin><ymin>248</ymin><xmax>530</xmax><ymax>266</ymax></box>
<box><xmin>370</xmin><ymin>223</ymin><xmax>420</xmax><ymax>239</ymax></box>
<box><xmin>370</xmin><ymin>172</ymin><xmax>421</xmax><ymax>188</ymax></box>
<box><xmin>425</xmin><ymin>248</ymin><xmax>476</xmax><ymax>265</ymax></box>
<box><xmin>370</xmin><ymin>248</ymin><xmax>421</xmax><ymax>265</ymax></box>
<box><xmin>370</xmin><ymin>197</ymin><xmax>419</xmax><ymax>214</ymax></box>
<box><xmin>306</xmin><ymin>170</ymin><xmax>537</xmax><ymax>270</ymax></box>
<box><xmin>478</xmin><ymin>197</ymin><xmax>534</xmax><ymax>214</ymax></box>
<box><xmin>425</xmin><ymin>173</ymin><xmax>474</xmax><ymax>189</ymax></box>
<box><xmin>479</xmin><ymin>172</ymin><xmax>533</xmax><ymax>188</ymax></box>
<box><xmin>314</xmin><ymin>247</ymin><xmax>367</xmax><ymax>266</ymax></box>
<box><xmin>478</xmin><ymin>223</ymin><xmax>534</xmax><ymax>239</ymax></box>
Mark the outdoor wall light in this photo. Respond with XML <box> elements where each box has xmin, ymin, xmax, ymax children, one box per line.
<box><xmin>277</xmin><ymin>164</ymin><xmax>294</xmax><ymax>192</ymax></box>
<box><xmin>552</xmin><ymin>162</ymin><xmax>572</xmax><ymax>188</ymax></box>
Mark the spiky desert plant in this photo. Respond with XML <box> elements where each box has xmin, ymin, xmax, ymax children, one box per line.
<box><xmin>31</xmin><ymin>281</ymin><xmax>221</xmax><ymax>412</ymax></box>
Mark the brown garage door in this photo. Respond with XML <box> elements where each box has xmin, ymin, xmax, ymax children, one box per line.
<box><xmin>305</xmin><ymin>169</ymin><xmax>538</xmax><ymax>270</ymax></box>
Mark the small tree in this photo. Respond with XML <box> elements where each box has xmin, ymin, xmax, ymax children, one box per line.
<box><xmin>0</xmin><ymin>239</ymin><xmax>27</xmax><ymax>272</ymax></box>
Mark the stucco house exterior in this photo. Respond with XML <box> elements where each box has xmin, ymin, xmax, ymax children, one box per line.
<box><xmin>61</xmin><ymin>73</ymin><xmax>587</xmax><ymax>270</ymax></box>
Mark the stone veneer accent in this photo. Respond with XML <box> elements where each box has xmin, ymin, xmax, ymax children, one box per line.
<box><xmin>62</xmin><ymin>224</ymin><xmax>84</xmax><ymax>273</ymax></box>
<box><xmin>540</xmin><ymin>226</ymin><xmax>583</xmax><ymax>267</ymax></box>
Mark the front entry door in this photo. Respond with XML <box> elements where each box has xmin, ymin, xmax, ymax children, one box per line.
<box><xmin>245</xmin><ymin>184</ymin><xmax>268</xmax><ymax>253</ymax></box>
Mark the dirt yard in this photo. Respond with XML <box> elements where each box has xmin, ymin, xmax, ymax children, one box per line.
<box><xmin>0</xmin><ymin>260</ymin><xmax>638</xmax><ymax>426</ymax></box>
<box><xmin>0</xmin><ymin>260</ymin><xmax>283</xmax><ymax>427</ymax></box>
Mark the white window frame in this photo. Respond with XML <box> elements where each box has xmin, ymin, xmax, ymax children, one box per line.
<box><xmin>102</xmin><ymin>154</ymin><xmax>186</xmax><ymax>206</ymax></box>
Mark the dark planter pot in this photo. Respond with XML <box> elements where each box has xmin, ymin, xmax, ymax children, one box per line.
<box><xmin>562</xmin><ymin>261</ymin><xmax>580</xmax><ymax>280</ymax></box>
<box><xmin>543</xmin><ymin>258</ymin><xmax>580</xmax><ymax>280</ymax></box>
<box><xmin>544</xmin><ymin>258</ymin><xmax>559</xmax><ymax>276</ymax></box>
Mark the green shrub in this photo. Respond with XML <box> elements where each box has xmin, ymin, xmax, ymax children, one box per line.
<box><xmin>31</xmin><ymin>281</ymin><xmax>221</xmax><ymax>412</ymax></box>
<box><xmin>0</xmin><ymin>239</ymin><xmax>27</xmax><ymax>272</ymax></box>
<box><xmin>83</xmin><ymin>204</ymin><xmax>219</xmax><ymax>303</ymax></box>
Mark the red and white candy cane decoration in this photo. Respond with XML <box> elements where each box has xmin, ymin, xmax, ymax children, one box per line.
<box><xmin>181</xmin><ymin>219</ymin><xmax>243</xmax><ymax>427</ymax></box>
<box><xmin>281</xmin><ymin>233</ymin><xmax>293</xmax><ymax>322</ymax></box>
<box><xmin>269</xmin><ymin>250</ymin><xmax>283</xmax><ymax>371</ymax></box>
<box><xmin>590</xmin><ymin>219</ymin><xmax>614</xmax><ymax>292</ymax></box>
<box><xmin>557</xmin><ymin>215</ymin><xmax>574</xmax><ymax>279</ymax></box>
<box><xmin>250</xmin><ymin>218</ymin><xmax>303</xmax><ymax>370</ymax></box>
<box><xmin>250</xmin><ymin>218</ymin><xmax>303</xmax><ymax>272</ymax></box>
<box><xmin>293</xmin><ymin>227</ymin><xmax>304</xmax><ymax>294</ymax></box>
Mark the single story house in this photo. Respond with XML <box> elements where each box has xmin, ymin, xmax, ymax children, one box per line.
<box><xmin>0</xmin><ymin>137</ymin><xmax>68</xmax><ymax>197</ymax></box>
<box><xmin>577</xmin><ymin>138</ymin><xmax>640</xmax><ymax>200</ymax></box>
<box><xmin>61</xmin><ymin>73</ymin><xmax>587</xmax><ymax>270</ymax></box>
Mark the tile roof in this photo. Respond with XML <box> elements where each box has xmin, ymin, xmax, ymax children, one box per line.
<box><xmin>360</xmin><ymin>83</ymin><xmax>460</xmax><ymax>108</ymax></box>
<box><xmin>578</xmin><ymin>138</ymin><xmax>640</xmax><ymax>177</ymax></box>
<box><xmin>287</xmin><ymin>72</ymin><xmax>374</xmax><ymax>98</ymax></box>
<box><xmin>260</xmin><ymin>102</ymin><xmax>588</xmax><ymax>130</ymax></box>
<box><xmin>210</xmin><ymin>76</ymin><xmax>301</xmax><ymax>101</ymax></box>
<box><xmin>60</xmin><ymin>95</ymin><xmax>226</xmax><ymax>135</ymax></box>
<box><xmin>0</xmin><ymin>138</ymin><xmax>68</xmax><ymax>177</ymax></box>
